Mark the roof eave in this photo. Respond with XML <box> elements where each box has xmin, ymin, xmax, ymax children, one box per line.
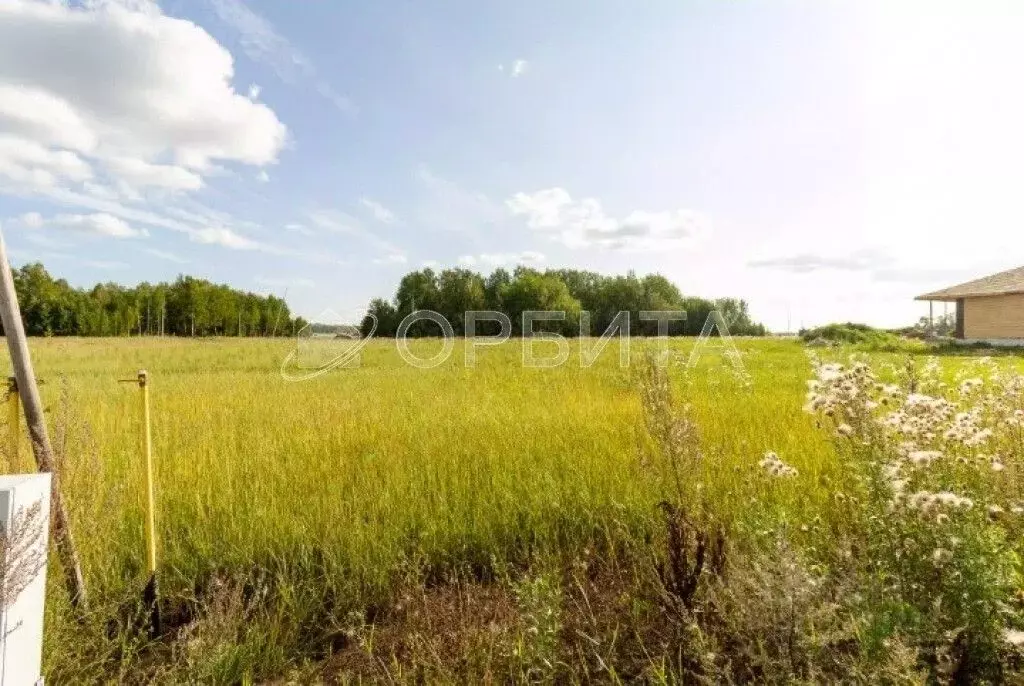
<box><xmin>915</xmin><ymin>289</ymin><xmax>1024</xmax><ymax>301</ymax></box>
<box><xmin>915</xmin><ymin>294</ymin><xmax>960</xmax><ymax>302</ymax></box>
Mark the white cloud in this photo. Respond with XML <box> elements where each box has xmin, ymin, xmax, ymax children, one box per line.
<box><xmin>0</xmin><ymin>135</ymin><xmax>92</xmax><ymax>189</ymax></box>
<box><xmin>456</xmin><ymin>251</ymin><xmax>545</xmax><ymax>268</ymax></box>
<box><xmin>507</xmin><ymin>188</ymin><xmax>705</xmax><ymax>250</ymax></box>
<box><xmin>104</xmin><ymin>157</ymin><xmax>203</xmax><ymax>191</ymax></box>
<box><xmin>360</xmin><ymin>197</ymin><xmax>397</xmax><ymax>224</ymax></box>
<box><xmin>284</xmin><ymin>222</ymin><xmax>313</xmax><ymax>236</ymax></box>
<box><xmin>0</xmin><ymin>84</ymin><xmax>98</xmax><ymax>153</ymax></box>
<box><xmin>0</xmin><ymin>0</ymin><xmax>287</xmax><ymax>191</ymax></box>
<box><xmin>749</xmin><ymin>251</ymin><xmax>887</xmax><ymax>274</ymax></box>
<box><xmin>208</xmin><ymin>0</ymin><xmax>356</xmax><ymax>115</ymax></box>
<box><xmin>372</xmin><ymin>254</ymin><xmax>407</xmax><ymax>265</ymax></box>
<box><xmin>142</xmin><ymin>247</ymin><xmax>189</xmax><ymax>263</ymax></box>
<box><xmin>256</xmin><ymin>169</ymin><xmax>270</xmax><ymax>183</ymax></box>
<box><xmin>498</xmin><ymin>59</ymin><xmax>529</xmax><ymax>78</ymax></box>
<box><xmin>16</xmin><ymin>211</ymin><xmax>147</xmax><ymax>238</ymax></box>
<box><xmin>307</xmin><ymin>208</ymin><xmax>401</xmax><ymax>253</ymax></box>
<box><xmin>248</xmin><ymin>83</ymin><xmax>261</xmax><ymax>100</ymax></box>
<box><xmin>19</xmin><ymin>212</ymin><xmax>42</xmax><ymax>229</ymax></box>
<box><xmin>307</xmin><ymin>209</ymin><xmax>362</xmax><ymax>234</ymax></box>
<box><xmin>190</xmin><ymin>226</ymin><xmax>258</xmax><ymax>250</ymax></box>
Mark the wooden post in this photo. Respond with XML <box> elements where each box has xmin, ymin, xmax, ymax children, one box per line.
<box><xmin>0</xmin><ymin>230</ymin><xmax>87</xmax><ymax>609</ymax></box>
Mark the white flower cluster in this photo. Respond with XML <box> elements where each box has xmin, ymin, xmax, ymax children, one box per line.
<box><xmin>907</xmin><ymin>490</ymin><xmax>974</xmax><ymax>513</ymax></box>
<box><xmin>803</xmin><ymin>355</ymin><xmax>877</xmax><ymax>423</ymax></box>
<box><xmin>882</xmin><ymin>393</ymin><xmax>955</xmax><ymax>443</ymax></box>
<box><xmin>804</xmin><ymin>354</ymin><xmax>1024</xmax><ymax>524</ymax></box>
<box><xmin>759</xmin><ymin>451</ymin><xmax>797</xmax><ymax>478</ymax></box>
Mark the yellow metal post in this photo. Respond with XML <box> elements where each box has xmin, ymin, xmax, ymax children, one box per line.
<box><xmin>7</xmin><ymin>376</ymin><xmax>18</xmax><ymax>467</ymax></box>
<box><xmin>139</xmin><ymin>370</ymin><xmax>156</xmax><ymax>576</ymax></box>
<box><xmin>121</xmin><ymin>368</ymin><xmax>160</xmax><ymax>635</ymax></box>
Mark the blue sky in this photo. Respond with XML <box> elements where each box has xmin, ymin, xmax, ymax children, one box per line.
<box><xmin>1</xmin><ymin>0</ymin><xmax>1023</xmax><ymax>330</ymax></box>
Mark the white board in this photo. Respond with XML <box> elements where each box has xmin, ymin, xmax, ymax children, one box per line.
<box><xmin>0</xmin><ymin>474</ymin><xmax>50</xmax><ymax>686</ymax></box>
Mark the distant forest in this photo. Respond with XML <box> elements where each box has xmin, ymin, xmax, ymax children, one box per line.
<box><xmin>363</xmin><ymin>267</ymin><xmax>766</xmax><ymax>337</ymax></box>
<box><xmin>5</xmin><ymin>262</ymin><xmax>766</xmax><ymax>339</ymax></box>
<box><xmin>5</xmin><ymin>262</ymin><xmax>302</xmax><ymax>337</ymax></box>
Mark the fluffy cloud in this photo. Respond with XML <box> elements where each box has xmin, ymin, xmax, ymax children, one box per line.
<box><xmin>17</xmin><ymin>211</ymin><xmax>147</xmax><ymax>238</ymax></box>
<box><xmin>190</xmin><ymin>226</ymin><xmax>258</xmax><ymax>250</ymax></box>
<box><xmin>360</xmin><ymin>198</ymin><xmax>398</xmax><ymax>224</ymax></box>
<box><xmin>0</xmin><ymin>0</ymin><xmax>286</xmax><ymax>195</ymax></box>
<box><xmin>104</xmin><ymin>157</ymin><xmax>204</xmax><ymax>191</ymax></box>
<box><xmin>208</xmin><ymin>0</ymin><xmax>355</xmax><ymax>115</ymax></box>
<box><xmin>507</xmin><ymin>188</ymin><xmax>704</xmax><ymax>250</ymax></box>
<box><xmin>0</xmin><ymin>135</ymin><xmax>92</xmax><ymax>188</ymax></box>
<box><xmin>456</xmin><ymin>251</ymin><xmax>545</xmax><ymax>268</ymax></box>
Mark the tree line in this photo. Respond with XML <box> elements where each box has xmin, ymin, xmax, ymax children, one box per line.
<box><xmin>361</xmin><ymin>267</ymin><xmax>766</xmax><ymax>337</ymax></box>
<box><xmin>5</xmin><ymin>262</ymin><xmax>303</xmax><ymax>337</ymax></box>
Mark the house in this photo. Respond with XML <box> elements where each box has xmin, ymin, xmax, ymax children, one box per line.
<box><xmin>916</xmin><ymin>265</ymin><xmax>1024</xmax><ymax>342</ymax></box>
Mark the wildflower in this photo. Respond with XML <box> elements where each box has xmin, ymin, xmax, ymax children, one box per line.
<box><xmin>836</xmin><ymin>423</ymin><xmax>853</xmax><ymax>437</ymax></box>
<box><xmin>907</xmin><ymin>450</ymin><xmax>942</xmax><ymax>467</ymax></box>
<box><xmin>959</xmin><ymin>378</ymin><xmax>984</xmax><ymax>394</ymax></box>
<box><xmin>988</xmin><ymin>505</ymin><xmax>1005</xmax><ymax>522</ymax></box>
<box><xmin>758</xmin><ymin>451</ymin><xmax>797</xmax><ymax>478</ymax></box>
<box><xmin>965</xmin><ymin>428</ymin><xmax>993</xmax><ymax>446</ymax></box>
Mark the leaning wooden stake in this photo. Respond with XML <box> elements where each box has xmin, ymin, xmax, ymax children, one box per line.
<box><xmin>0</xmin><ymin>229</ymin><xmax>87</xmax><ymax>610</ymax></box>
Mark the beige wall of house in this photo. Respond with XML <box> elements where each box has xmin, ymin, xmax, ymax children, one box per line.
<box><xmin>964</xmin><ymin>293</ymin><xmax>1024</xmax><ymax>339</ymax></box>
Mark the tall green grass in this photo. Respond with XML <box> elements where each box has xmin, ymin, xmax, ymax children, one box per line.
<box><xmin>0</xmin><ymin>337</ymin><xmax>907</xmax><ymax>679</ymax></box>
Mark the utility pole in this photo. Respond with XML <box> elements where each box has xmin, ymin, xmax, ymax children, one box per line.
<box><xmin>0</xmin><ymin>228</ymin><xmax>87</xmax><ymax>609</ymax></box>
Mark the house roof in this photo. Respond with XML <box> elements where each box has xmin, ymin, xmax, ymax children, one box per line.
<box><xmin>916</xmin><ymin>265</ymin><xmax>1024</xmax><ymax>301</ymax></box>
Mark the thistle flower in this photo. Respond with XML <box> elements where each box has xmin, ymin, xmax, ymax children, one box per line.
<box><xmin>758</xmin><ymin>451</ymin><xmax>797</xmax><ymax>478</ymax></box>
<box><xmin>907</xmin><ymin>450</ymin><xmax>942</xmax><ymax>467</ymax></box>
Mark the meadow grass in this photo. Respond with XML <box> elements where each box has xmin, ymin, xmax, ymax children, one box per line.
<box><xmin>4</xmin><ymin>336</ymin><xmax>1016</xmax><ymax>681</ymax></box>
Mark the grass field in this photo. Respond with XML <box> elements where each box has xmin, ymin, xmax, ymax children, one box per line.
<box><xmin>8</xmin><ymin>336</ymin><xmax>1024</xmax><ymax>682</ymax></box>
